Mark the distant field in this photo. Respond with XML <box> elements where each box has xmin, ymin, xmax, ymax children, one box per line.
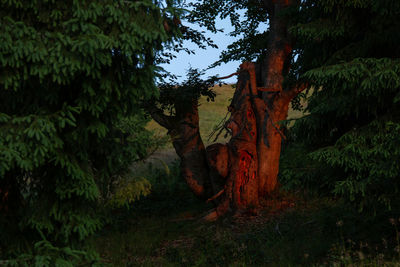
<box><xmin>147</xmin><ymin>84</ymin><xmax>306</xmax><ymax>148</ymax></box>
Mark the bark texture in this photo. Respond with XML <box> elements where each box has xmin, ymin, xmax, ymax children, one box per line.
<box><xmin>225</xmin><ymin>63</ymin><xmax>259</xmax><ymax>211</ymax></box>
<box><xmin>257</xmin><ymin>0</ymin><xmax>294</xmax><ymax>197</ymax></box>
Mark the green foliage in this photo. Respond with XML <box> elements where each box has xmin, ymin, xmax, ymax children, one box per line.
<box><xmin>283</xmin><ymin>0</ymin><xmax>400</xmax><ymax>210</ymax></box>
<box><xmin>279</xmin><ymin>143</ymin><xmax>333</xmax><ymax>195</ymax></box>
<box><xmin>0</xmin><ymin>0</ymin><xmax>178</xmax><ymax>261</ymax></box>
<box><xmin>108</xmin><ymin>177</ymin><xmax>152</xmax><ymax>209</ymax></box>
<box><xmin>311</xmin><ymin>120</ymin><xmax>400</xmax><ymax>211</ymax></box>
<box><xmin>154</xmin><ymin>68</ymin><xmax>218</xmax><ymax>117</ymax></box>
<box><xmin>3</xmin><ymin>237</ymin><xmax>100</xmax><ymax>266</ymax></box>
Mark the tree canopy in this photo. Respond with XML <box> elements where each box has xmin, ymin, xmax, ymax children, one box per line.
<box><xmin>286</xmin><ymin>0</ymin><xmax>400</xmax><ymax>211</ymax></box>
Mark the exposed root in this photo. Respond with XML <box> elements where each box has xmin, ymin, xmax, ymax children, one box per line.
<box><xmin>206</xmin><ymin>189</ymin><xmax>225</xmax><ymax>203</ymax></box>
<box><xmin>202</xmin><ymin>198</ymin><xmax>230</xmax><ymax>222</ymax></box>
<box><xmin>202</xmin><ymin>209</ymin><xmax>219</xmax><ymax>222</ymax></box>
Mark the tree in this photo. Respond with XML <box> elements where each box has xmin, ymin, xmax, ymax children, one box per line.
<box><xmin>0</xmin><ymin>0</ymin><xmax>178</xmax><ymax>262</ymax></box>
<box><xmin>150</xmin><ymin>0</ymin><xmax>305</xmax><ymax>218</ymax></box>
<box><xmin>280</xmin><ymin>0</ymin><xmax>400</xmax><ymax>211</ymax></box>
<box><xmin>152</xmin><ymin>0</ymin><xmax>400</xmax><ymax>217</ymax></box>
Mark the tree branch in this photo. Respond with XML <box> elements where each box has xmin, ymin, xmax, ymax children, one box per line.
<box><xmin>216</xmin><ymin>72</ymin><xmax>240</xmax><ymax>80</ymax></box>
<box><xmin>282</xmin><ymin>83</ymin><xmax>308</xmax><ymax>102</ymax></box>
<box><xmin>147</xmin><ymin>106</ymin><xmax>175</xmax><ymax>130</ymax></box>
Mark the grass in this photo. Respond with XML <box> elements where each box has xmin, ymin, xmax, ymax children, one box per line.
<box><xmin>94</xmin><ymin>161</ymin><xmax>400</xmax><ymax>266</ymax></box>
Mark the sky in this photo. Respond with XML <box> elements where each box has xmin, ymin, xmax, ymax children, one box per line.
<box><xmin>160</xmin><ymin>17</ymin><xmax>242</xmax><ymax>84</ymax></box>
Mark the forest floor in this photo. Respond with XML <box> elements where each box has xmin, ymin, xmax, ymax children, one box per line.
<box><xmin>93</xmin><ymin>85</ymin><xmax>400</xmax><ymax>266</ymax></box>
<box><xmin>94</xmin><ymin>164</ymin><xmax>400</xmax><ymax>266</ymax></box>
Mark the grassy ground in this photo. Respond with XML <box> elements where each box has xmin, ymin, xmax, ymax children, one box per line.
<box><xmin>94</xmin><ymin>161</ymin><xmax>400</xmax><ymax>266</ymax></box>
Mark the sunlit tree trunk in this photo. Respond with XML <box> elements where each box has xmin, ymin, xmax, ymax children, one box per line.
<box><xmin>257</xmin><ymin>0</ymin><xmax>294</xmax><ymax>196</ymax></box>
<box><xmin>150</xmin><ymin>0</ymin><xmax>306</xmax><ymax>218</ymax></box>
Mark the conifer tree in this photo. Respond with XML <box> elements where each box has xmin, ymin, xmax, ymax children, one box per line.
<box><xmin>0</xmin><ymin>0</ymin><xmax>178</xmax><ymax>263</ymax></box>
<box><xmin>282</xmin><ymin>0</ymin><xmax>400</xmax><ymax>211</ymax></box>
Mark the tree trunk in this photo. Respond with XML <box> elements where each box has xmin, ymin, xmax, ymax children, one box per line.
<box><xmin>224</xmin><ymin>63</ymin><xmax>259</xmax><ymax>211</ymax></box>
<box><xmin>169</xmin><ymin>103</ymin><xmax>211</xmax><ymax>198</ymax></box>
<box><xmin>149</xmin><ymin>103</ymin><xmax>210</xmax><ymax>199</ymax></box>
<box><xmin>257</xmin><ymin>0</ymin><xmax>293</xmax><ymax>197</ymax></box>
<box><xmin>150</xmin><ymin>0</ymin><xmax>306</xmax><ymax>218</ymax></box>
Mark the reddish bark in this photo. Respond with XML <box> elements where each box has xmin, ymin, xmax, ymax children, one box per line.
<box><xmin>256</xmin><ymin>90</ymin><xmax>293</xmax><ymax>196</ymax></box>
<box><xmin>205</xmin><ymin>62</ymin><xmax>303</xmax><ymax>217</ymax></box>
<box><xmin>226</xmin><ymin>66</ymin><xmax>259</xmax><ymax>211</ymax></box>
<box><xmin>257</xmin><ymin>0</ymin><xmax>294</xmax><ymax>196</ymax></box>
<box><xmin>150</xmin><ymin>0</ymin><xmax>307</xmax><ymax>218</ymax></box>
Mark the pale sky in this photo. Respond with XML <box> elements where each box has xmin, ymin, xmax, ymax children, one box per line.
<box><xmin>160</xmin><ymin>17</ymin><xmax>242</xmax><ymax>84</ymax></box>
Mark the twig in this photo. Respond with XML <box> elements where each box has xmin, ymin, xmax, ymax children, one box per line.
<box><xmin>208</xmin><ymin>111</ymin><xmax>230</xmax><ymax>142</ymax></box>
<box><xmin>265</xmin><ymin>105</ymin><xmax>287</xmax><ymax>140</ymax></box>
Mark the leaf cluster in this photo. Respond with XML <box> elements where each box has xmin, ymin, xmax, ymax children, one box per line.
<box><xmin>155</xmin><ymin>68</ymin><xmax>218</xmax><ymax>117</ymax></box>
<box><xmin>187</xmin><ymin>0</ymin><xmax>270</xmax><ymax>67</ymax></box>
<box><xmin>311</xmin><ymin>120</ymin><xmax>400</xmax><ymax>211</ymax></box>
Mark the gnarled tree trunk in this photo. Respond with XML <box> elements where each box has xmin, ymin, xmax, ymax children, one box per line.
<box><xmin>150</xmin><ymin>0</ymin><xmax>306</xmax><ymax>218</ymax></box>
<box><xmin>149</xmin><ymin>102</ymin><xmax>211</xmax><ymax>199</ymax></box>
